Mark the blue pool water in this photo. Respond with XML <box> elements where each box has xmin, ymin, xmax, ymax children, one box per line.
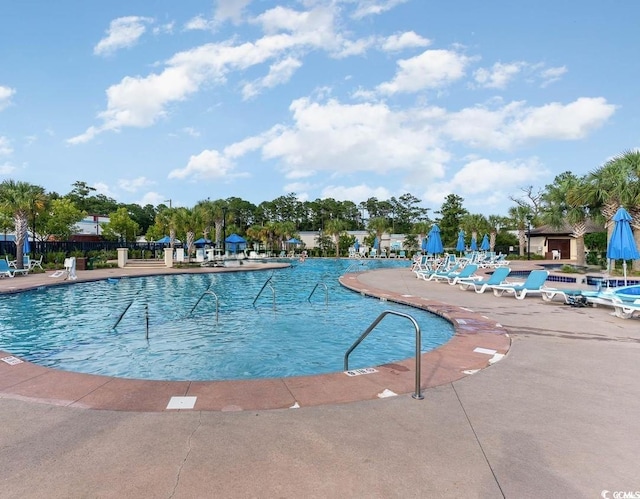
<box><xmin>0</xmin><ymin>259</ymin><xmax>454</xmax><ymax>381</ymax></box>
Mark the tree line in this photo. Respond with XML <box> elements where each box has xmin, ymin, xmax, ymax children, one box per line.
<box><xmin>1</xmin><ymin>149</ymin><xmax>638</xmax><ymax>268</ymax></box>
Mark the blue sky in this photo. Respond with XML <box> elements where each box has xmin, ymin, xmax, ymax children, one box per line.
<box><xmin>1</xmin><ymin>0</ymin><xmax>637</xmax><ymax>216</ymax></box>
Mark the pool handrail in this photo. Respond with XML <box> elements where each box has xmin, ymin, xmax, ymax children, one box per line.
<box><xmin>190</xmin><ymin>290</ymin><xmax>219</xmax><ymax>323</ymax></box>
<box><xmin>344</xmin><ymin>310</ymin><xmax>423</xmax><ymax>400</ymax></box>
<box><xmin>253</xmin><ymin>275</ymin><xmax>276</xmax><ymax>309</ymax></box>
<box><xmin>307</xmin><ymin>282</ymin><xmax>328</xmax><ymax>306</ymax></box>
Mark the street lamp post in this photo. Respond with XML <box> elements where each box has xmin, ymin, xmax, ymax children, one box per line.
<box><xmin>526</xmin><ymin>216</ymin><xmax>532</xmax><ymax>260</ymax></box>
<box><xmin>222</xmin><ymin>207</ymin><xmax>228</xmax><ymax>256</ymax></box>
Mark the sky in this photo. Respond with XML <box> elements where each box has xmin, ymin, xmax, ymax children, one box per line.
<box><xmin>1</xmin><ymin>0</ymin><xmax>638</xmax><ymax>217</ymax></box>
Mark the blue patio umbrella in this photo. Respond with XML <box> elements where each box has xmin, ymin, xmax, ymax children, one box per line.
<box><xmin>155</xmin><ymin>236</ymin><xmax>171</xmax><ymax>244</ymax></box>
<box><xmin>286</xmin><ymin>237</ymin><xmax>302</xmax><ymax>245</ymax></box>
<box><xmin>354</xmin><ymin>239</ymin><xmax>360</xmax><ymax>251</ymax></box>
<box><xmin>194</xmin><ymin>237</ymin><xmax>212</xmax><ymax>247</ymax></box>
<box><xmin>455</xmin><ymin>230</ymin><xmax>466</xmax><ymax>254</ymax></box>
<box><xmin>480</xmin><ymin>234</ymin><xmax>490</xmax><ymax>251</ymax></box>
<box><xmin>421</xmin><ymin>236</ymin><xmax>428</xmax><ymax>253</ymax></box>
<box><xmin>607</xmin><ymin>207</ymin><xmax>640</xmax><ymax>285</ymax></box>
<box><xmin>470</xmin><ymin>235</ymin><xmax>478</xmax><ymax>251</ymax></box>
<box><xmin>426</xmin><ymin>225</ymin><xmax>444</xmax><ymax>255</ymax></box>
<box><xmin>373</xmin><ymin>236</ymin><xmax>380</xmax><ymax>250</ymax></box>
<box><xmin>225</xmin><ymin>233</ymin><xmax>247</xmax><ymax>253</ymax></box>
<box><xmin>22</xmin><ymin>237</ymin><xmax>31</xmax><ymax>255</ymax></box>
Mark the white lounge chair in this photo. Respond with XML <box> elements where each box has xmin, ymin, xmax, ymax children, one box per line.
<box><xmin>458</xmin><ymin>267</ymin><xmax>511</xmax><ymax>293</ymax></box>
<box><xmin>0</xmin><ymin>259</ymin><xmax>28</xmax><ymax>277</ymax></box>
<box><xmin>489</xmin><ymin>270</ymin><xmax>549</xmax><ymax>299</ymax></box>
<box><xmin>50</xmin><ymin>257</ymin><xmax>77</xmax><ymax>280</ymax></box>
<box><xmin>28</xmin><ymin>255</ymin><xmax>44</xmax><ymax>270</ymax></box>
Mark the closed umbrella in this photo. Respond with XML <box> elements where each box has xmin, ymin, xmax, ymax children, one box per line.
<box><xmin>470</xmin><ymin>235</ymin><xmax>478</xmax><ymax>251</ymax></box>
<box><xmin>480</xmin><ymin>234</ymin><xmax>490</xmax><ymax>251</ymax></box>
<box><xmin>607</xmin><ymin>207</ymin><xmax>640</xmax><ymax>285</ymax></box>
<box><xmin>421</xmin><ymin>237</ymin><xmax>428</xmax><ymax>253</ymax></box>
<box><xmin>23</xmin><ymin>237</ymin><xmax>31</xmax><ymax>255</ymax></box>
<box><xmin>426</xmin><ymin>225</ymin><xmax>444</xmax><ymax>255</ymax></box>
<box><xmin>354</xmin><ymin>239</ymin><xmax>360</xmax><ymax>251</ymax></box>
<box><xmin>455</xmin><ymin>230</ymin><xmax>465</xmax><ymax>255</ymax></box>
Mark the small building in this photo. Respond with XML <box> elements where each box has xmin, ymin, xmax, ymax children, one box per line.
<box><xmin>529</xmin><ymin>220</ymin><xmax>605</xmax><ymax>260</ymax></box>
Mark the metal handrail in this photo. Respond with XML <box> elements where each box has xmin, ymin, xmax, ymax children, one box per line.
<box><xmin>253</xmin><ymin>277</ymin><xmax>276</xmax><ymax>310</ymax></box>
<box><xmin>344</xmin><ymin>310</ymin><xmax>423</xmax><ymax>400</ymax></box>
<box><xmin>344</xmin><ymin>261</ymin><xmax>368</xmax><ymax>274</ymax></box>
<box><xmin>113</xmin><ymin>299</ymin><xmax>135</xmax><ymax>329</ymax></box>
<box><xmin>190</xmin><ymin>290</ymin><xmax>219</xmax><ymax>323</ymax></box>
<box><xmin>307</xmin><ymin>282</ymin><xmax>328</xmax><ymax>306</ymax></box>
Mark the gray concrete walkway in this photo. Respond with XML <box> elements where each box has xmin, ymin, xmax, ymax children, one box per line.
<box><xmin>1</xmin><ymin>264</ymin><xmax>639</xmax><ymax>498</ymax></box>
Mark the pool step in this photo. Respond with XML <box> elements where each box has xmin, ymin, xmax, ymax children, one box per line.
<box><xmin>124</xmin><ymin>259</ymin><xmax>168</xmax><ymax>268</ymax></box>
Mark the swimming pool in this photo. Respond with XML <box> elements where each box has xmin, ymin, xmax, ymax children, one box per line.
<box><xmin>0</xmin><ymin>259</ymin><xmax>454</xmax><ymax>381</ymax></box>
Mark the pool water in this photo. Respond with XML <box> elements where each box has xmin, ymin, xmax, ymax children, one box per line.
<box><xmin>0</xmin><ymin>259</ymin><xmax>454</xmax><ymax>381</ymax></box>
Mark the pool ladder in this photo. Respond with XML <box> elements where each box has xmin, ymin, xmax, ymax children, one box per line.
<box><xmin>190</xmin><ymin>290</ymin><xmax>219</xmax><ymax>323</ymax></box>
<box><xmin>344</xmin><ymin>310</ymin><xmax>423</xmax><ymax>400</ymax></box>
<box><xmin>344</xmin><ymin>261</ymin><xmax>368</xmax><ymax>274</ymax></box>
<box><xmin>253</xmin><ymin>275</ymin><xmax>276</xmax><ymax>309</ymax></box>
<box><xmin>113</xmin><ymin>299</ymin><xmax>150</xmax><ymax>339</ymax></box>
<box><xmin>307</xmin><ymin>282</ymin><xmax>328</xmax><ymax>306</ymax></box>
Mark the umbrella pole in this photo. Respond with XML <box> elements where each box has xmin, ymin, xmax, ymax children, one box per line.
<box><xmin>623</xmin><ymin>260</ymin><xmax>627</xmax><ymax>286</ymax></box>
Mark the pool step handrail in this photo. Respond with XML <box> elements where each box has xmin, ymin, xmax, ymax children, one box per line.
<box><xmin>344</xmin><ymin>310</ymin><xmax>423</xmax><ymax>400</ymax></box>
<box><xmin>189</xmin><ymin>290</ymin><xmax>219</xmax><ymax>323</ymax></box>
<box><xmin>113</xmin><ymin>298</ymin><xmax>150</xmax><ymax>339</ymax></box>
<box><xmin>307</xmin><ymin>282</ymin><xmax>329</xmax><ymax>306</ymax></box>
<box><xmin>113</xmin><ymin>299</ymin><xmax>135</xmax><ymax>329</ymax></box>
<box><xmin>344</xmin><ymin>261</ymin><xmax>368</xmax><ymax>274</ymax></box>
<box><xmin>253</xmin><ymin>276</ymin><xmax>276</xmax><ymax>309</ymax></box>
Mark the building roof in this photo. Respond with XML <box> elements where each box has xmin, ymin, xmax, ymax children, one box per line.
<box><xmin>530</xmin><ymin>219</ymin><xmax>605</xmax><ymax>236</ymax></box>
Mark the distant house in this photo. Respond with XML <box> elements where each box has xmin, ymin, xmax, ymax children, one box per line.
<box><xmin>529</xmin><ymin>220</ymin><xmax>605</xmax><ymax>260</ymax></box>
<box><xmin>75</xmin><ymin>214</ymin><xmax>110</xmax><ymax>237</ymax></box>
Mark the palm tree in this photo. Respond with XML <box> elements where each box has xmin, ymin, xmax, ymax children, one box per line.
<box><xmin>324</xmin><ymin>219</ymin><xmax>347</xmax><ymax>257</ymax></box>
<box><xmin>576</xmin><ymin>150</ymin><xmax>640</xmax><ymax>270</ymax></box>
<box><xmin>460</xmin><ymin>213</ymin><xmax>489</xmax><ymax>250</ymax></box>
<box><xmin>487</xmin><ymin>215</ymin><xmax>506</xmax><ymax>253</ymax></box>
<box><xmin>174</xmin><ymin>207</ymin><xmax>202</xmax><ymax>260</ymax></box>
<box><xmin>0</xmin><ymin>180</ymin><xmax>46</xmax><ymax>269</ymax></box>
<box><xmin>542</xmin><ymin>172</ymin><xmax>590</xmax><ymax>266</ymax></box>
<box><xmin>508</xmin><ymin>205</ymin><xmax>533</xmax><ymax>257</ymax></box>
<box><xmin>367</xmin><ymin>217</ymin><xmax>391</xmax><ymax>254</ymax></box>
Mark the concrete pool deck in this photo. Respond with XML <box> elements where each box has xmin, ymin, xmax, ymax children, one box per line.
<box><xmin>1</xmin><ymin>261</ymin><xmax>639</xmax><ymax>497</ymax></box>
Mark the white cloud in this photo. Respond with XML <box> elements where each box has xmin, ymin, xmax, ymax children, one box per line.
<box><xmin>422</xmin><ymin>157</ymin><xmax>548</xmax><ymax>209</ymax></box>
<box><xmin>94</xmin><ymin>16</ymin><xmax>154</xmax><ymax>56</ymax></box>
<box><xmin>260</xmin><ymin>97</ymin><xmax>446</xmax><ymax>179</ymax></box>
<box><xmin>377</xmin><ymin>49</ymin><xmax>471</xmax><ymax>94</ymax></box>
<box><xmin>473</xmin><ymin>61</ymin><xmax>568</xmax><ymax>89</ymax></box>
<box><xmin>92</xmin><ymin>182</ymin><xmax>117</xmax><ymax>198</ymax></box>
<box><xmin>0</xmin><ymin>86</ymin><xmax>16</xmax><ymax>111</ymax></box>
<box><xmin>214</xmin><ymin>0</ymin><xmax>252</xmax><ymax>24</ymax></box>
<box><xmin>381</xmin><ymin>31</ymin><xmax>431</xmax><ymax>52</ymax></box>
<box><xmin>70</xmin><ymin>6</ymin><xmax>340</xmax><ymax>144</ymax></box>
<box><xmin>242</xmin><ymin>57</ymin><xmax>302</xmax><ymax>99</ymax></box>
<box><xmin>169</xmin><ymin>149</ymin><xmax>246</xmax><ymax>180</ymax></box>
<box><xmin>118</xmin><ymin>176</ymin><xmax>155</xmax><ymax>193</ymax></box>
<box><xmin>137</xmin><ymin>191</ymin><xmax>167</xmax><ymax>207</ymax></box>
<box><xmin>0</xmin><ymin>136</ymin><xmax>12</xmax><ymax>156</ymax></box>
<box><xmin>0</xmin><ymin>162</ymin><xmax>16</xmax><ymax>175</ymax></box>
<box><xmin>321</xmin><ymin>184</ymin><xmax>391</xmax><ymax>203</ymax></box>
<box><xmin>184</xmin><ymin>15</ymin><xmax>212</xmax><ymax>31</ymax></box>
<box><xmin>442</xmin><ymin>97</ymin><xmax>616</xmax><ymax>149</ymax></box>
<box><xmin>539</xmin><ymin>65</ymin><xmax>567</xmax><ymax>87</ymax></box>
<box><xmin>350</xmin><ymin>0</ymin><xmax>410</xmax><ymax>19</ymax></box>
<box><xmin>474</xmin><ymin>62</ymin><xmax>524</xmax><ymax>89</ymax></box>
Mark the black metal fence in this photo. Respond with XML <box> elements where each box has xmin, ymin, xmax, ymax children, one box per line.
<box><xmin>0</xmin><ymin>240</ymin><xmax>165</xmax><ymax>258</ymax></box>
